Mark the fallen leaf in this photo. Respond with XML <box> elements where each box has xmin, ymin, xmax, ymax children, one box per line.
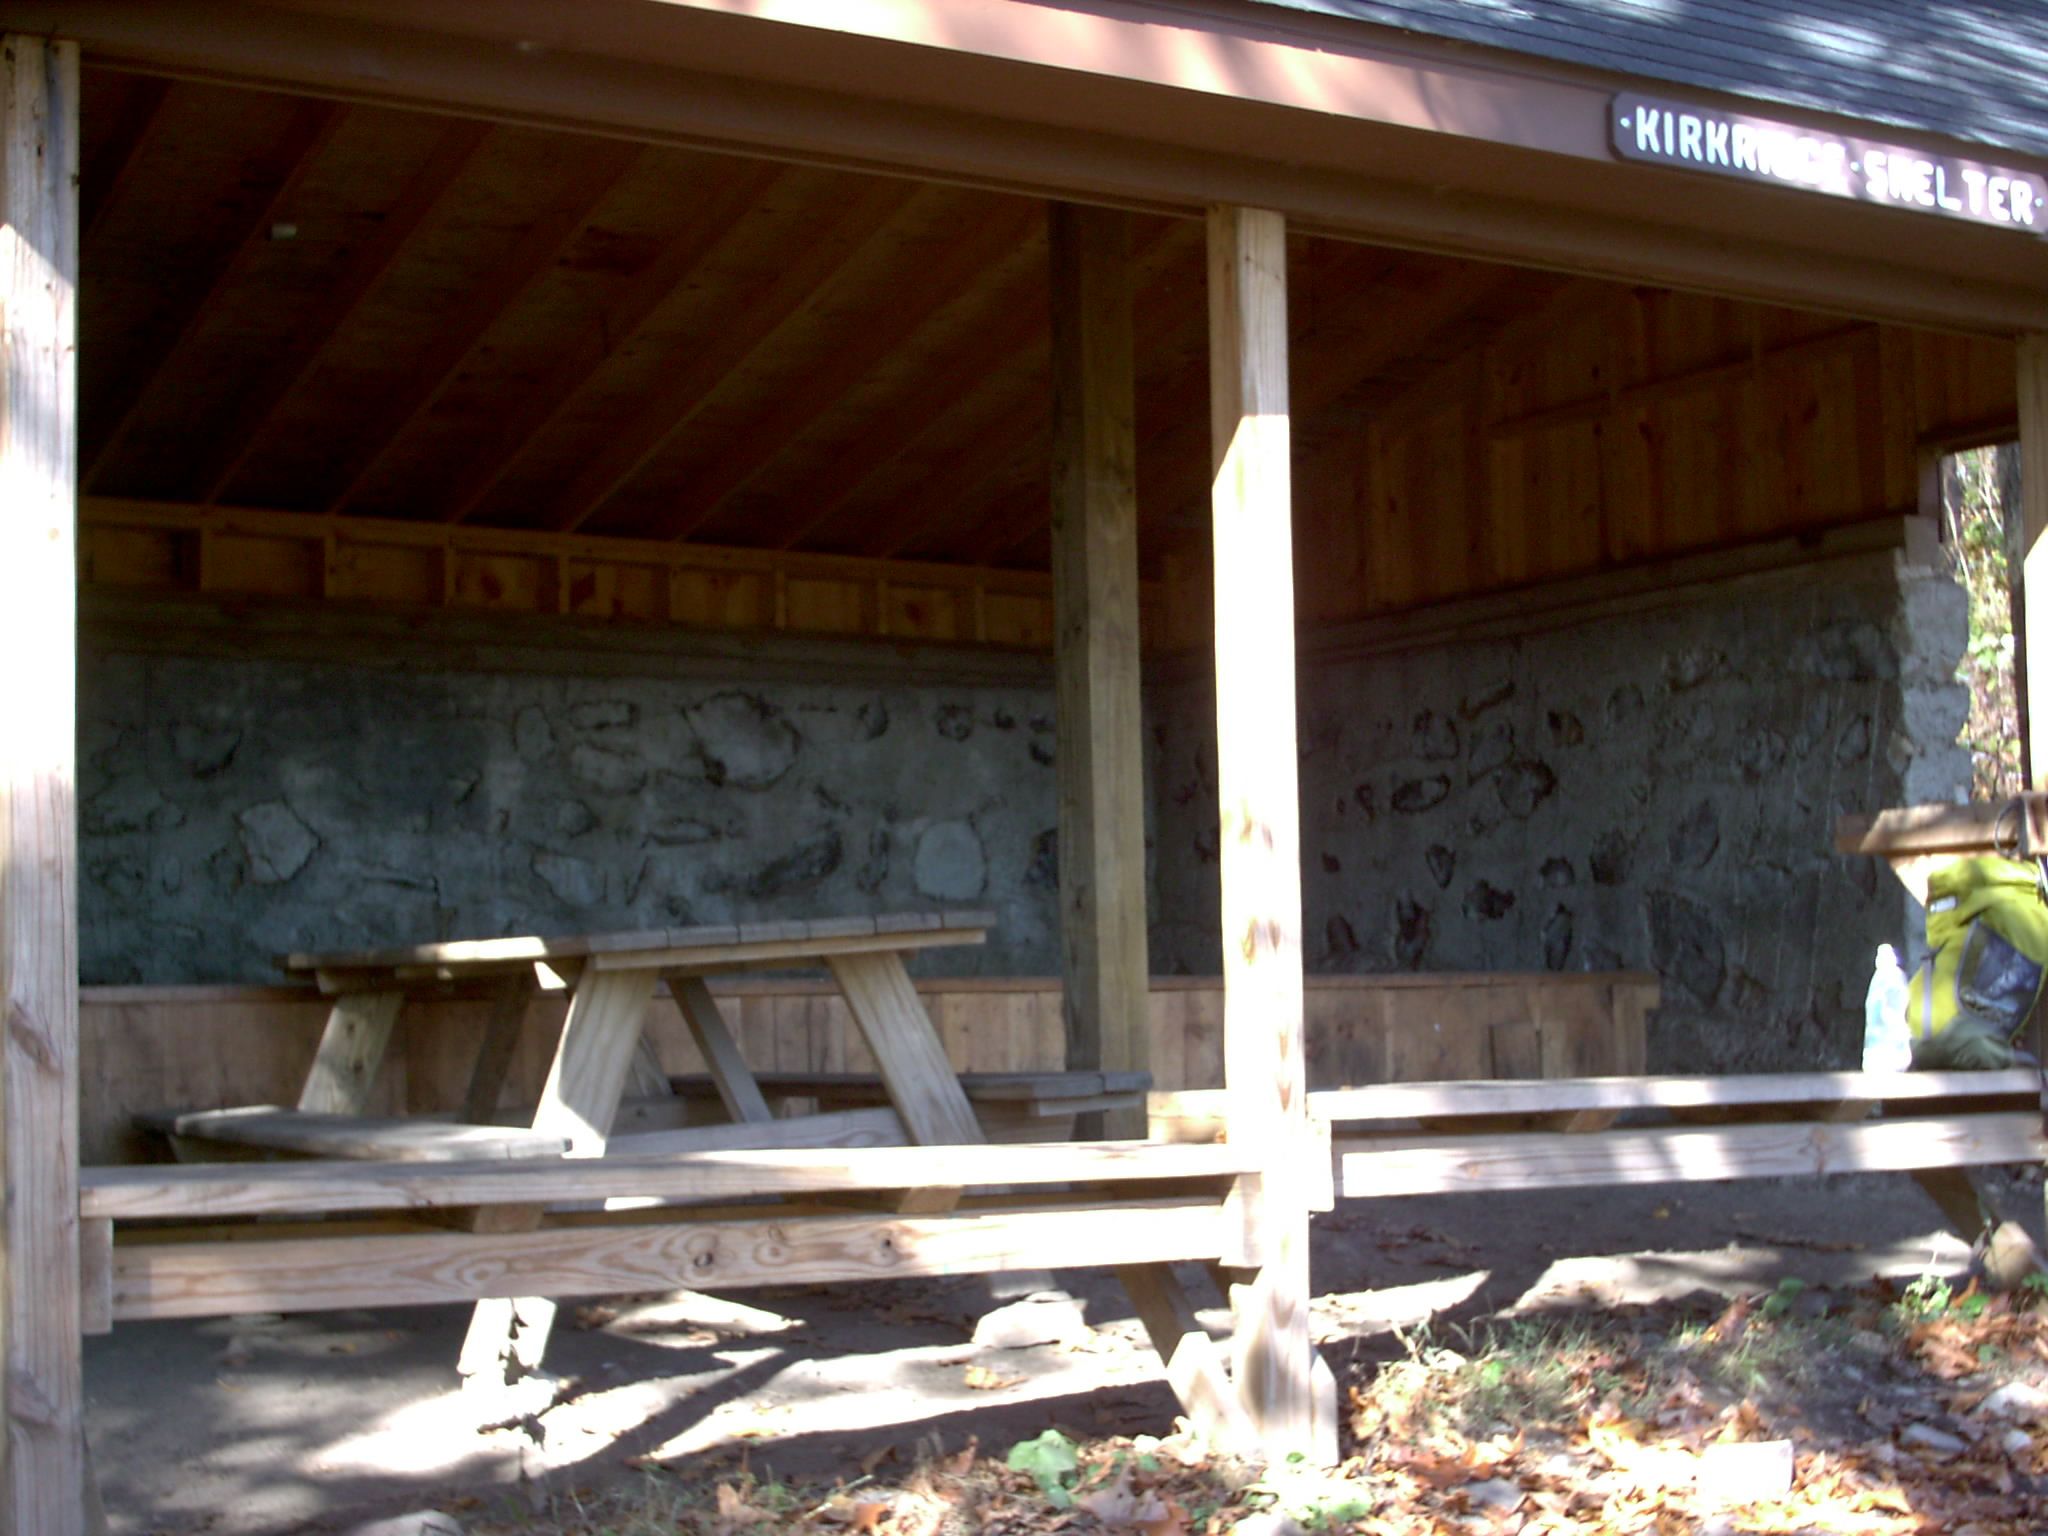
<box><xmin>851</xmin><ymin>1500</ymin><xmax>889</xmax><ymax>1532</ymax></box>
<box><xmin>860</xmin><ymin>1444</ymin><xmax>897</xmax><ymax>1477</ymax></box>
<box><xmin>964</xmin><ymin>1364</ymin><xmax>1025</xmax><ymax>1391</ymax></box>
<box><xmin>938</xmin><ymin>1437</ymin><xmax>979</xmax><ymax>1476</ymax></box>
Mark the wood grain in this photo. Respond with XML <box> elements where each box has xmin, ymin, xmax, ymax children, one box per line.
<box><xmin>1049</xmin><ymin>202</ymin><xmax>1151</xmax><ymax>1140</ymax></box>
<box><xmin>84</xmin><ymin>1140</ymin><xmax>1254</xmax><ymax>1221</ymax></box>
<box><xmin>1208</xmin><ymin>203</ymin><xmax>1314</xmax><ymax>1458</ymax></box>
<box><xmin>1335</xmin><ymin>1113</ymin><xmax>2047</xmax><ymax>1198</ymax></box>
<box><xmin>109</xmin><ymin>1198</ymin><xmax>1235</xmax><ymax>1320</ymax></box>
<box><xmin>0</xmin><ymin>34</ymin><xmax>85</xmax><ymax>1532</ymax></box>
<box><xmin>141</xmin><ymin>1107</ymin><xmax>571</xmax><ymax>1162</ymax></box>
<box><xmin>296</xmin><ymin>990</ymin><xmax>404</xmax><ymax>1114</ymax></box>
<box><xmin>673</xmin><ymin>974</ymin><xmax>772</xmax><ymax>1123</ymax></box>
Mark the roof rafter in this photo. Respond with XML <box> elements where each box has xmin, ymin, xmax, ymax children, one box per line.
<box><xmin>440</xmin><ymin>156</ymin><xmax>791</xmax><ymax>526</ymax></box>
<box><xmin>642</xmin><ymin>193</ymin><xmax>1042</xmax><ymax>544</ymax></box>
<box><xmin>83</xmin><ymin>97</ymin><xmax>349</xmax><ymax>491</ymax></box>
<box><xmin>865</xmin><ymin>219</ymin><xmax>1204</xmax><ymax>562</ymax></box>
<box><xmin>192</xmin><ymin>118</ymin><xmax>495</xmax><ymax>505</ymax></box>
<box><xmin>547</xmin><ymin>175</ymin><xmax>924</xmax><ymax>535</ymax></box>
<box><xmin>323</xmin><ymin>138</ymin><xmax>645</xmax><ymax>515</ymax></box>
<box><xmin>81</xmin><ymin>74</ymin><xmax>172</xmax><ymax>244</ymax></box>
<box><xmin>1130</xmin><ymin>256</ymin><xmax>1536</xmax><ymax>548</ymax></box>
<box><xmin>758</xmin><ymin>263</ymin><xmax>1049</xmax><ymax>553</ymax></box>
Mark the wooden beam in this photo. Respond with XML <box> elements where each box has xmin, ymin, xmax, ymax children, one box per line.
<box><xmin>547</xmin><ymin>176</ymin><xmax>919</xmax><ymax>535</ymax></box>
<box><xmin>1130</xmin><ymin>255</ymin><xmax>1519</xmax><ymax>557</ymax></box>
<box><xmin>880</xmin><ymin>219</ymin><xmax>1201</xmax><ymax>564</ymax></box>
<box><xmin>0</xmin><ymin>32</ymin><xmax>85</xmax><ymax>1533</ymax></box>
<box><xmin>323</xmin><ymin>139</ymin><xmax>643</xmax><ymax>516</ymax></box>
<box><xmin>671</xmin><ymin>975</ymin><xmax>773</xmax><ymax>1124</ymax></box>
<box><xmin>1334</xmin><ymin>1113</ymin><xmax>2048</xmax><ymax>1198</ymax></box>
<box><xmin>81</xmin><ymin>96</ymin><xmax>345</xmax><ymax>490</ymax></box>
<box><xmin>1275</xmin><ymin>1067</ymin><xmax>2039</xmax><ymax>1124</ymax></box>
<box><xmin>30</xmin><ymin>0</ymin><xmax>2048</xmax><ymax>334</ymax></box>
<box><xmin>460</xmin><ymin>972</ymin><xmax>534</xmax><ymax>1124</ymax></box>
<box><xmin>191</xmin><ymin>118</ymin><xmax>492</xmax><ymax>505</ymax></box>
<box><xmin>1048</xmin><ymin>202</ymin><xmax>1150</xmax><ymax>1139</ymax></box>
<box><xmin>108</xmin><ymin>1197</ymin><xmax>1236</xmax><ymax>1321</ymax></box>
<box><xmin>647</xmin><ymin>192</ymin><xmax>1041</xmax><ymax>543</ymax></box>
<box><xmin>763</xmin><ymin>263</ymin><xmax>1049</xmax><ymax>553</ymax></box>
<box><xmin>83</xmin><ymin>1140</ymin><xmax>1254</xmax><ymax>1221</ymax></box>
<box><xmin>440</xmin><ymin>156</ymin><xmax>788</xmax><ymax>526</ymax></box>
<box><xmin>458</xmin><ymin>964</ymin><xmax>661</xmax><ymax>1389</ymax></box>
<box><xmin>2019</xmin><ymin>334</ymin><xmax>2048</xmax><ymax>788</ymax></box>
<box><xmin>78</xmin><ymin>73</ymin><xmax>168</xmax><ymax>244</ymax></box>
<box><xmin>295</xmin><ymin>990</ymin><xmax>404</xmax><ymax>1115</ymax></box>
<box><xmin>1207</xmin><ymin>204</ymin><xmax>1315</xmax><ymax>1459</ymax></box>
<box><xmin>1834</xmin><ymin>799</ymin><xmax>2048</xmax><ymax>858</ymax></box>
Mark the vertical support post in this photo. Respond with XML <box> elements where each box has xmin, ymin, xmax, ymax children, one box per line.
<box><xmin>1207</xmin><ymin>204</ymin><xmax>1314</xmax><ymax>1457</ymax></box>
<box><xmin>1049</xmin><ymin>202</ymin><xmax>1150</xmax><ymax>1139</ymax></box>
<box><xmin>2017</xmin><ymin>337</ymin><xmax>2048</xmax><ymax>791</ymax></box>
<box><xmin>0</xmin><ymin>33</ymin><xmax>85</xmax><ymax>1533</ymax></box>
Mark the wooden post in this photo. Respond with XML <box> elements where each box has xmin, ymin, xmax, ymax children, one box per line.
<box><xmin>1049</xmin><ymin>201</ymin><xmax>1150</xmax><ymax>1139</ymax></box>
<box><xmin>2018</xmin><ymin>337</ymin><xmax>2048</xmax><ymax>790</ymax></box>
<box><xmin>0</xmin><ymin>33</ymin><xmax>86</xmax><ymax>1532</ymax></box>
<box><xmin>2017</xmin><ymin>338</ymin><xmax>2048</xmax><ymax>1279</ymax></box>
<box><xmin>1207</xmin><ymin>204</ymin><xmax>1315</xmax><ymax>1457</ymax></box>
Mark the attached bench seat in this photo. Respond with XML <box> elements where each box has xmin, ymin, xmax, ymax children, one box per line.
<box><xmin>1151</xmin><ymin>1068</ymin><xmax>2045</xmax><ymax>1198</ymax></box>
<box><xmin>137</xmin><ymin>1106</ymin><xmax>573</xmax><ymax>1163</ymax></box>
<box><xmin>665</xmin><ymin>1068</ymin><xmax>1151</xmax><ymax>1142</ymax></box>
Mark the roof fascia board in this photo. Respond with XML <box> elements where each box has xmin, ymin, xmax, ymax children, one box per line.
<box><xmin>16</xmin><ymin>0</ymin><xmax>2048</xmax><ymax>332</ymax></box>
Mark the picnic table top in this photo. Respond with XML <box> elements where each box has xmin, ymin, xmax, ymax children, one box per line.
<box><xmin>282</xmin><ymin>909</ymin><xmax>996</xmax><ymax>978</ymax></box>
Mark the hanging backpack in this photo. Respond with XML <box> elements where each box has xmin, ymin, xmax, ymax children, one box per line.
<box><xmin>1906</xmin><ymin>854</ymin><xmax>2048</xmax><ymax>1070</ymax></box>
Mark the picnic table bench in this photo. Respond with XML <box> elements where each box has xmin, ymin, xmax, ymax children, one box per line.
<box><xmin>97</xmin><ymin>909</ymin><xmax>1288</xmax><ymax>1434</ymax></box>
<box><xmin>1150</xmin><ymin>1068</ymin><xmax>2045</xmax><ymax>1227</ymax></box>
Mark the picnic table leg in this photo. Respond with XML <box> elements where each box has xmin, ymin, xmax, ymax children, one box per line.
<box><xmin>672</xmin><ymin>973</ymin><xmax>774</xmax><ymax>1124</ymax></box>
<box><xmin>1913</xmin><ymin>1166</ymin><xmax>2048</xmax><ymax>1290</ymax></box>
<box><xmin>297</xmin><ymin>988</ymin><xmax>404</xmax><ymax>1115</ymax></box>
<box><xmin>459</xmin><ymin>972</ymin><xmax>534</xmax><ymax>1124</ymax></box>
<box><xmin>457</xmin><ymin>965</ymin><xmax>661</xmax><ymax>1400</ymax></box>
<box><xmin>829</xmin><ymin>952</ymin><xmax>983</xmax><ymax>1215</ymax></box>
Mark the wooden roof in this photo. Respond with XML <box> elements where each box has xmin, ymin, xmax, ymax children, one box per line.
<box><xmin>78</xmin><ymin>69</ymin><xmax>1562</xmax><ymax>578</ymax></box>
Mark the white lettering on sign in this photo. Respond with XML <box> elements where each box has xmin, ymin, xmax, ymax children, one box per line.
<box><xmin>1612</xmin><ymin>93</ymin><xmax>2046</xmax><ymax>235</ymax></box>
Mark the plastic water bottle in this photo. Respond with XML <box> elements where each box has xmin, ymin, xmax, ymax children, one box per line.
<box><xmin>1862</xmin><ymin>944</ymin><xmax>1912</xmax><ymax>1073</ymax></box>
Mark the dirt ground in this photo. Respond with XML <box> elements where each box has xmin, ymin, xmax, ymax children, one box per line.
<box><xmin>86</xmin><ymin>1167</ymin><xmax>2047</xmax><ymax>1534</ymax></box>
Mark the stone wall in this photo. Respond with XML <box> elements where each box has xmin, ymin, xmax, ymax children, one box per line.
<box><xmin>79</xmin><ymin>652</ymin><xmax>1066</xmax><ymax>984</ymax></box>
<box><xmin>1149</xmin><ymin>541</ymin><xmax>1971</xmax><ymax>1073</ymax></box>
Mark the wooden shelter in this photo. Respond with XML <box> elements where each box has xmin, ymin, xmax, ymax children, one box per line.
<box><xmin>8</xmin><ymin>1</ymin><xmax>2048</xmax><ymax>1525</ymax></box>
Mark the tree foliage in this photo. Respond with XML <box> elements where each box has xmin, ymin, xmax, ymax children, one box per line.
<box><xmin>1946</xmin><ymin>444</ymin><xmax>2022</xmax><ymax>799</ymax></box>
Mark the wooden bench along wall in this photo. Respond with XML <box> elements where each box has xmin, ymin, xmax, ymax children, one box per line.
<box><xmin>80</xmin><ymin>970</ymin><xmax>1655</xmax><ymax>1164</ymax></box>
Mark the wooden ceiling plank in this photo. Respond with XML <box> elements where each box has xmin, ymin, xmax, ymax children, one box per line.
<box><xmin>440</xmin><ymin>157</ymin><xmax>791</xmax><ymax>527</ymax></box>
<box><xmin>645</xmin><ymin>193</ymin><xmax>1042</xmax><ymax>543</ymax></box>
<box><xmin>953</xmin><ymin>476</ymin><xmax>1051</xmax><ymax>566</ymax></box>
<box><xmin>846</xmin><ymin>218</ymin><xmax>1202</xmax><ymax>560</ymax></box>
<box><xmin>322</xmin><ymin>138</ymin><xmax>645</xmax><ymax>515</ymax></box>
<box><xmin>80</xmin><ymin>73</ymin><xmax>171</xmax><ymax>244</ymax></box>
<box><xmin>82</xmin><ymin>97</ymin><xmax>349</xmax><ymax>492</ymax></box>
<box><xmin>546</xmin><ymin>176</ymin><xmax>924</xmax><ymax>536</ymax></box>
<box><xmin>1135</xmin><ymin>257</ymin><xmax>1538</xmax><ymax>552</ymax></box>
<box><xmin>762</xmin><ymin>268</ymin><xmax>1048</xmax><ymax>553</ymax></box>
<box><xmin>193</xmin><ymin>117</ymin><xmax>494</xmax><ymax>506</ymax></box>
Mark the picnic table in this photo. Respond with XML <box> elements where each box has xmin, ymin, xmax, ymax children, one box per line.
<box><xmin>154</xmin><ymin>909</ymin><xmax>1035</xmax><ymax>1389</ymax></box>
<box><xmin>160</xmin><ymin>910</ymin><xmax>999</xmax><ymax>1166</ymax></box>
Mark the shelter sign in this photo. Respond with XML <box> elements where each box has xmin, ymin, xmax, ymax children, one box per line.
<box><xmin>1612</xmin><ymin>94</ymin><xmax>2046</xmax><ymax>233</ymax></box>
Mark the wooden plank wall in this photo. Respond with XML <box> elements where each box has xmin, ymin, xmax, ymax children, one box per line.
<box><xmin>79</xmin><ymin>971</ymin><xmax>1654</xmax><ymax>1163</ymax></box>
<box><xmin>78</xmin><ymin>497</ymin><xmax>1156</xmax><ymax>652</ymax></box>
<box><xmin>1269</xmin><ymin>292</ymin><xmax>2018</xmax><ymax>636</ymax></box>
